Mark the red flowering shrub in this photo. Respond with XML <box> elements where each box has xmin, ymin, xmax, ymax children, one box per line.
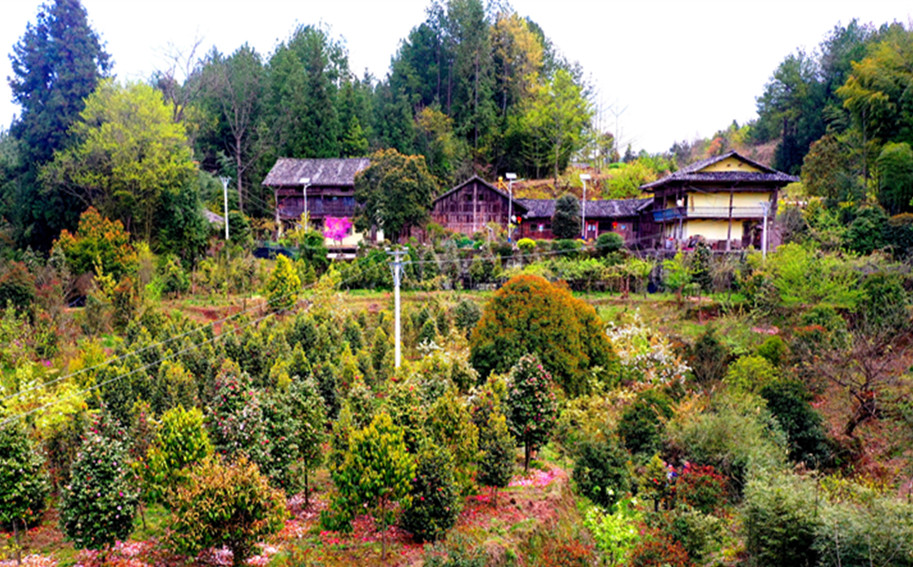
<box><xmin>629</xmin><ymin>533</ymin><xmax>693</xmax><ymax>567</ymax></box>
<box><xmin>675</xmin><ymin>463</ymin><xmax>728</xmax><ymax>514</ymax></box>
<box><xmin>541</xmin><ymin>540</ymin><xmax>596</xmax><ymax>566</ymax></box>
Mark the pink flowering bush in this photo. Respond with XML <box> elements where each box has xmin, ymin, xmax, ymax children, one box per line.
<box><xmin>59</xmin><ymin>433</ymin><xmax>138</xmax><ymax>551</ymax></box>
<box><xmin>505</xmin><ymin>354</ymin><xmax>558</xmax><ymax>471</ymax></box>
<box><xmin>323</xmin><ymin>217</ymin><xmax>352</xmax><ymax>244</ymax></box>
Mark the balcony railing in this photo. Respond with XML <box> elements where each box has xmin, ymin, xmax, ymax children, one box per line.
<box><xmin>653</xmin><ymin>205</ymin><xmax>770</xmax><ymax>222</ymax></box>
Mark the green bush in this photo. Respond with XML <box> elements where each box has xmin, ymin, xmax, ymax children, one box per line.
<box><xmin>0</xmin><ymin>261</ymin><xmax>36</xmax><ymax>314</ymax></box>
<box><xmin>517</xmin><ymin>238</ymin><xmax>536</xmax><ymax>253</ymax></box>
<box><xmin>665</xmin><ymin>392</ymin><xmax>786</xmax><ymax>496</ymax></box>
<box><xmin>477</xmin><ymin>410</ymin><xmax>515</xmax><ymax>494</ymax></box>
<box><xmin>584</xmin><ymin>498</ymin><xmax>643</xmax><ymax>565</ymax></box>
<box><xmin>689</xmin><ymin>327</ymin><xmax>730</xmax><ymax>386</ymax></box>
<box><xmin>760</xmin><ymin>380</ymin><xmax>831</xmax><ymax>469</ymax></box>
<box><xmin>401</xmin><ymin>444</ymin><xmax>461</xmax><ymax>542</ymax></box>
<box><xmin>168</xmin><ymin>456</ymin><xmax>287</xmax><ymax>566</ymax></box>
<box><xmin>573</xmin><ymin>437</ymin><xmax>630</xmax><ymax>507</ymax></box>
<box><xmin>60</xmin><ymin>434</ymin><xmax>138</xmax><ymax>551</ymax></box>
<box><xmin>596</xmin><ymin>232</ymin><xmax>625</xmax><ymax>256</ymax></box>
<box><xmin>618</xmin><ymin>389</ymin><xmax>673</xmax><ymax>456</ymax></box>
<box><xmin>427</xmin><ymin>388</ymin><xmax>479</xmax><ymax>494</ymax></box>
<box><xmin>743</xmin><ymin>472</ymin><xmax>819</xmax><ymax>567</ymax></box>
<box><xmin>724</xmin><ymin>355</ymin><xmax>780</xmax><ymax>393</ymax></box>
<box><xmin>814</xmin><ymin>489</ymin><xmax>913</xmax><ymax>567</ymax></box>
<box><xmin>453</xmin><ymin>298</ymin><xmax>481</xmax><ymax>338</ymax></box>
<box><xmin>755</xmin><ymin>335</ymin><xmax>788</xmax><ymax>367</ymax></box>
<box><xmin>159</xmin><ymin>254</ymin><xmax>190</xmax><ymax>296</ymax></box>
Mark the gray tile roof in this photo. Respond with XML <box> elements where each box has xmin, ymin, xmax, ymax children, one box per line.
<box><xmin>640</xmin><ymin>151</ymin><xmax>799</xmax><ymax>190</ymax></box>
<box><xmin>262</xmin><ymin>158</ymin><xmax>371</xmax><ymax>187</ymax></box>
<box><xmin>516</xmin><ymin>197</ymin><xmax>653</xmax><ymax>219</ymax></box>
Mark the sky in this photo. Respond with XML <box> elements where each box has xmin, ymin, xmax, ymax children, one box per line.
<box><xmin>1</xmin><ymin>0</ymin><xmax>911</xmax><ymax>154</ymax></box>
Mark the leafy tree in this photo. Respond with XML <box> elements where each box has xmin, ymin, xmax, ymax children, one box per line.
<box><xmin>618</xmin><ymin>389</ymin><xmax>674</xmax><ymax>457</ymax></box>
<box><xmin>876</xmin><ymin>141</ymin><xmax>913</xmax><ymax>215</ymax></box>
<box><xmin>427</xmin><ymin>388</ymin><xmax>479</xmax><ymax>494</ymax></box>
<box><xmin>263</xmin><ymin>254</ymin><xmax>300</xmax><ymax>312</ymax></box>
<box><xmin>744</xmin><ymin>473</ymin><xmax>819</xmax><ymax>567</ymax></box>
<box><xmin>477</xmin><ymin>409</ymin><xmax>515</xmax><ymax>498</ymax></box>
<box><xmin>401</xmin><ymin>444</ymin><xmax>461</xmax><ymax>542</ymax></box>
<box><xmin>52</xmin><ymin>207</ymin><xmax>135</xmax><ymax>279</ymax></box>
<box><xmin>354</xmin><ymin>148</ymin><xmax>438</xmax><ymax>242</ymax></box>
<box><xmin>156</xmin><ymin>175</ymin><xmax>210</xmax><ymax>266</ymax></box>
<box><xmin>281</xmin><ymin>376</ymin><xmax>327</xmax><ymax>504</ymax></box>
<box><xmin>519</xmin><ymin>69</ymin><xmax>592</xmax><ymax>185</ymax></box>
<box><xmin>6</xmin><ymin>0</ymin><xmax>110</xmax><ymax>250</ymax></box>
<box><xmin>552</xmin><ymin>193</ymin><xmax>581</xmax><ymax>239</ymax></box>
<box><xmin>573</xmin><ymin>436</ymin><xmax>630</xmax><ymax>508</ymax></box>
<box><xmin>662</xmin><ymin>252</ymin><xmax>692</xmax><ymax>303</ymax></box>
<box><xmin>689</xmin><ymin>327</ymin><xmax>730</xmax><ymax>386</ymax></box>
<box><xmin>168</xmin><ymin>456</ymin><xmax>287</xmax><ymax>567</ymax></box>
<box><xmin>143</xmin><ymin>405</ymin><xmax>214</xmax><ymax>504</ymax></box>
<box><xmin>505</xmin><ymin>354</ymin><xmax>558</xmax><ymax>470</ymax></box>
<box><xmin>470</xmin><ymin>274</ymin><xmax>614</xmax><ymax>395</ymax></box>
<box><xmin>60</xmin><ymin>434</ymin><xmax>138</xmax><ymax>554</ymax></box>
<box><xmin>41</xmin><ymin>80</ymin><xmax>196</xmax><ymax>242</ymax></box>
<box><xmin>0</xmin><ymin>420</ymin><xmax>48</xmax><ymax>562</ymax></box>
<box><xmin>332</xmin><ymin>412</ymin><xmax>416</xmax><ymax>560</ymax></box>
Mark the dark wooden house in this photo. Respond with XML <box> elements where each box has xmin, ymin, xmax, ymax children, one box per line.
<box><xmin>514</xmin><ymin>197</ymin><xmax>653</xmax><ymax>245</ymax></box>
<box><xmin>430</xmin><ymin>176</ymin><xmax>518</xmax><ymax>237</ymax></box>
<box><xmin>262</xmin><ymin>158</ymin><xmax>370</xmax><ymax>237</ymax></box>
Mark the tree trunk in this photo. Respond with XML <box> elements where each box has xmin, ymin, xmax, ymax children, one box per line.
<box><xmin>524</xmin><ymin>442</ymin><xmax>531</xmax><ymax>472</ymax></box>
<box><xmin>304</xmin><ymin>467</ymin><xmax>310</xmax><ymax>508</ymax></box>
<box><xmin>13</xmin><ymin>518</ymin><xmax>21</xmax><ymax>566</ymax></box>
<box><xmin>235</xmin><ymin>135</ymin><xmax>244</xmax><ymax>213</ymax></box>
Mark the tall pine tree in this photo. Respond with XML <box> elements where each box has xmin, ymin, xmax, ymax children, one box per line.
<box><xmin>6</xmin><ymin>0</ymin><xmax>110</xmax><ymax>250</ymax></box>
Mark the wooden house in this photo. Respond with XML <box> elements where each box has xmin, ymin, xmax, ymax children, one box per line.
<box><xmin>262</xmin><ymin>157</ymin><xmax>371</xmax><ymax>246</ymax></box>
<box><xmin>514</xmin><ymin>198</ymin><xmax>653</xmax><ymax>246</ymax></box>
<box><xmin>640</xmin><ymin>151</ymin><xmax>798</xmax><ymax>250</ymax></box>
<box><xmin>430</xmin><ymin>176</ymin><xmax>517</xmax><ymax>237</ymax></box>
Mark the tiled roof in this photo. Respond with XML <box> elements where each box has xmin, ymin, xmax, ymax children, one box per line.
<box><xmin>516</xmin><ymin>197</ymin><xmax>653</xmax><ymax>219</ymax></box>
<box><xmin>262</xmin><ymin>158</ymin><xmax>371</xmax><ymax>187</ymax></box>
<box><xmin>640</xmin><ymin>151</ymin><xmax>799</xmax><ymax>190</ymax></box>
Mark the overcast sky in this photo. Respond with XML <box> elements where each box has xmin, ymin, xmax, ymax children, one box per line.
<box><xmin>1</xmin><ymin>0</ymin><xmax>911</xmax><ymax>153</ymax></box>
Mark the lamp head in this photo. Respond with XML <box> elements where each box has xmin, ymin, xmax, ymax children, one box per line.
<box><xmin>579</xmin><ymin>173</ymin><xmax>591</xmax><ymax>181</ymax></box>
<box><xmin>505</xmin><ymin>173</ymin><xmax>517</xmax><ymax>180</ymax></box>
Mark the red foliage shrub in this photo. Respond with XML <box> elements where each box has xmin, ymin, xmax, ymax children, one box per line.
<box><xmin>629</xmin><ymin>534</ymin><xmax>693</xmax><ymax>567</ymax></box>
<box><xmin>674</xmin><ymin>463</ymin><xmax>728</xmax><ymax>514</ymax></box>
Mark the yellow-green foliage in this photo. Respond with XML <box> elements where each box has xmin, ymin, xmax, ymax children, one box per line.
<box><xmin>427</xmin><ymin>388</ymin><xmax>479</xmax><ymax>494</ymax></box>
<box><xmin>143</xmin><ymin>405</ymin><xmax>213</xmax><ymax>503</ymax></box>
<box><xmin>724</xmin><ymin>355</ymin><xmax>781</xmax><ymax>394</ymax></box>
<box><xmin>263</xmin><ymin>254</ymin><xmax>301</xmax><ymax>312</ymax></box>
<box><xmin>168</xmin><ymin>456</ymin><xmax>287</xmax><ymax>566</ymax></box>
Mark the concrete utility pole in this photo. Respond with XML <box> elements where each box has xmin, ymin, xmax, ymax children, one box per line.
<box><xmin>580</xmin><ymin>173</ymin><xmax>591</xmax><ymax>239</ymax></box>
<box><xmin>220</xmin><ymin>176</ymin><xmax>231</xmax><ymax>240</ymax></box>
<box><xmin>388</xmin><ymin>248</ymin><xmax>407</xmax><ymax>368</ymax></box>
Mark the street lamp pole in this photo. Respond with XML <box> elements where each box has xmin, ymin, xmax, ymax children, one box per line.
<box><xmin>506</xmin><ymin>173</ymin><xmax>517</xmax><ymax>242</ymax></box>
<box><xmin>580</xmin><ymin>173</ymin><xmax>591</xmax><ymax>239</ymax></box>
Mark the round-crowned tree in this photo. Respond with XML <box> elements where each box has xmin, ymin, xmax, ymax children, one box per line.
<box><xmin>168</xmin><ymin>456</ymin><xmax>287</xmax><ymax>567</ymax></box>
<box><xmin>470</xmin><ymin>274</ymin><xmax>615</xmax><ymax>395</ymax></box>
<box><xmin>60</xmin><ymin>434</ymin><xmax>138</xmax><ymax>553</ymax></box>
